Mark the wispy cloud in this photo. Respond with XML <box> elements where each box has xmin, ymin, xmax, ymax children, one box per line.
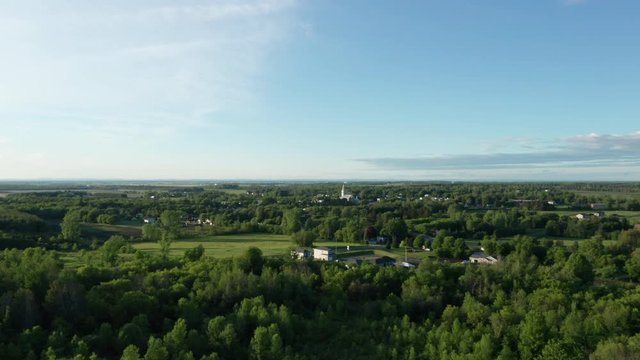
<box><xmin>0</xmin><ymin>0</ymin><xmax>299</xmax><ymax>134</ymax></box>
<box><xmin>356</xmin><ymin>131</ymin><xmax>640</xmax><ymax>171</ymax></box>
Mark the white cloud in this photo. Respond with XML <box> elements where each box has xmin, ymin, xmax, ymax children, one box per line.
<box><xmin>357</xmin><ymin>130</ymin><xmax>640</xmax><ymax>176</ymax></box>
<box><xmin>0</xmin><ymin>0</ymin><xmax>298</xmax><ymax>133</ymax></box>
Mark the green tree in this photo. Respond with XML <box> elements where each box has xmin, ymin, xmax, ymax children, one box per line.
<box><xmin>121</xmin><ymin>345</ymin><xmax>141</xmax><ymax>360</ymax></box>
<box><xmin>291</xmin><ymin>230</ymin><xmax>314</xmax><ymax>247</ymax></box>
<box><xmin>144</xmin><ymin>337</ymin><xmax>168</xmax><ymax>360</ymax></box>
<box><xmin>61</xmin><ymin>209</ymin><xmax>82</xmax><ymax>241</ymax></box>
<box><xmin>142</xmin><ymin>224</ymin><xmax>161</xmax><ymax>242</ymax></box>
<box><xmin>236</xmin><ymin>247</ymin><xmax>264</xmax><ymax>275</ymax></box>
<box><xmin>537</xmin><ymin>339</ymin><xmax>583</xmax><ymax>360</ymax></box>
<box><xmin>519</xmin><ymin>312</ymin><xmax>549</xmax><ymax>360</ymax></box>
<box><xmin>184</xmin><ymin>245</ymin><xmax>205</xmax><ymax>262</ymax></box>
<box><xmin>382</xmin><ymin>218</ymin><xmax>408</xmax><ymax>248</ymax></box>
<box><xmin>163</xmin><ymin>318</ymin><xmax>188</xmax><ymax>356</ymax></box>
<box><xmin>160</xmin><ymin>210</ymin><xmax>182</xmax><ymax>239</ymax></box>
<box><xmin>101</xmin><ymin>235</ymin><xmax>127</xmax><ymax>266</ymax></box>
<box><xmin>249</xmin><ymin>324</ymin><xmax>283</xmax><ymax>360</ymax></box>
<box><xmin>281</xmin><ymin>209</ymin><xmax>303</xmax><ymax>234</ymax></box>
<box><xmin>624</xmin><ymin>248</ymin><xmax>640</xmax><ymax>280</ymax></box>
<box><xmin>563</xmin><ymin>253</ymin><xmax>594</xmax><ymax>286</ymax></box>
<box><xmin>158</xmin><ymin>211</ymin><xmax>183</xmax><ymax>258</ymax></box>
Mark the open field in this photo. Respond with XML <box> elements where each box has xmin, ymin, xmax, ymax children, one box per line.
<box><xmin>131</xmin><ymin>233</ymin><xmax>433</xmax><ymax>261</ymax></box>
<box><xmin>131</xmin><ymin>232</ymin><xmax>440</xmax><ymax>262</ymax></box>
<box><xmin>215</xmin><ymin>188</ymin><xmax>249</xmax><ymax>195</ymax></box>
<box><xmin>133</xmin><ymin>233</ymin><xmax>294</xmax><ymax>258</ymax></box>
<box><xmin>572</xmin><ymin>190</ymin><xmax>640</xmax><ymax>199</ymax></box>
<box><xmin>82</xmin><ymin>223</ymin><xmax>142</xmax><ymax>240</ymax></box>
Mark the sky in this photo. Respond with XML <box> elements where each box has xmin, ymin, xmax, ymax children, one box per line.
<box><xmin>1</xmin><ymin>0</ymin><xmax>639</xmax><ymax>181</ymax></box>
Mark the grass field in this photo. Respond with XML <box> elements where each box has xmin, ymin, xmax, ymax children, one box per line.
<box><xmin>82</xmin><ymin>223</ymin><xmax>142</xmax><ymax>240</ymax></box>
<box><xmin>131</xmin><ymin>233</ymin><xmax>431</xmax><ymax>261</ymax></box>
<box><xmin>216</xmin><ymin>189</ymin><xmax>248</xmax><ymax>195</ymax></box>
<box><xmin>133</xmin><ymin>233</ymin><xmax>294</xmax><ymax>258</ymax></box>
<box><xmin>573</xmin><ymin>190</ymin><xmax>640</xmax><ymax>199</ymax></box>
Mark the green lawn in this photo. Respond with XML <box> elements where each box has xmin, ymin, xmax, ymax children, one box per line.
<box><xmin>133</xmin><ymin>233</ymin><xmax>294</xmax><ymax>258</ymax></box>
<box><xmin>132</xmin><ymin>234</ymin><xmax>431</xmax><ymax>261</ymax></box>
<box><xmin>82</xmin><ymin>223</ymin><xmax>142</xmax><ymax>240</ymax></box>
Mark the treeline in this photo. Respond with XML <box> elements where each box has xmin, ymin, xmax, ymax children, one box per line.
<box><xmin>1</xmin><ymin>183</ymin><xmax>639</xmax><ymax>252</ymax></box>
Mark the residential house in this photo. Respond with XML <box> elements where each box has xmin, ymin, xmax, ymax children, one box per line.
<box><xmin>591</xmin><ymin>203</ymin><xmax>607</xmax><ymax>210</ymax></box>
<box><xmin>367</xmin><ymin>236</ymin><xmax>388</xmax><ymax>245</ymax></box>
<box><xmin>143</xmin><ymin>217</ymin><xmax>158</xmax><ymax>224</ymax></box>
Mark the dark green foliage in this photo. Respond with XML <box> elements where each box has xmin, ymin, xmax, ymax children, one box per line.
<box><xmin>236</xmin><ymin>247</ymin><xmax>264</xmax><ymax>275</ymax></box>
<box><xmin>291</xmin><ymin>230</ymin><xmax>314</xmax><ymax>247</ymax></box>
<box><xmin>183</xmin><ymin>245</ymin><xmax>204</xmax><ymax>262</ymax></box>
<box><xmin>60</xmin><ymin>209</ymin><xmax>82</xmax><ymax>241</ymax></box>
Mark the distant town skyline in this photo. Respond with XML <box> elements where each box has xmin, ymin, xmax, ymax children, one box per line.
<box><xmin>1</xmin><ymin>0</ymin><xmax>639</xmax><ymax>180</ymax></box>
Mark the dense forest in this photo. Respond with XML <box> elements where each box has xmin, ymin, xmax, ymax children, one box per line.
<box><xmin>1</xmin><ymin>182</ymin><xmax>640</xmax><ymax>359</ymax></box>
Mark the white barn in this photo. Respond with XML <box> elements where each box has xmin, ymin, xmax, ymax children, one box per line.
<box><xmin>313</xmin><ymin>247</ymin><xmax>337</xmax><ymax>261</ymax></box>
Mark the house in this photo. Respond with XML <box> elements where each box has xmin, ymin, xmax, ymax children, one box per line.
<box><xmin>313</xmin><ymin>247</ymin><xmax>337</xmax><ymax>261</ymax></box>
<box><xmin>143</xmin><ymin>217</ymin><xmax>158</xmax><ymax>224</ymax></box>
<box><xmin>291</xmin><ymin>248</ymin><xmax>311</xmax><ymax>259</ymax></box>
<box><xmin>469</xmin><ymin>252</ymin><xmax>499</xmax><ymax>264</ymax></box>
<box><xmin>576</xmin><ymin>213</ymin><xmax>592</xmax><ymax>220</ymax></box>
<box><xmin>634</xmin><ymin>224</ymin><xmax>640</xmax><ymax>231</ymax></box>
<box><xmin>367</xmin><ymin>236</ymin><xmax>388</xmax><ymax>245</ymax></box>
<box><xmin>591</xmin><ymin>203</ymin><xmax>607</xmax><ymax>210</ymax></box>
<box><xmin>593</xmin><ymin>211</ymin><xmax>605</xmax><ymax>217</ymax></box>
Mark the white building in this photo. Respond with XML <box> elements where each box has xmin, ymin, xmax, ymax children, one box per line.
<box><xmin>313</xmin><ymin>247</ymin><xmax>337</xmax><ymax>261</ymax></box>
<box><xmin>143</xmin><ymin>217</ymin><xmax>158</xmax><ymax>224</ymax></box>
<box><xmin>340</xmin><ymin>184</ymin><xmax>359</xmax><ymax>203</ymax></box>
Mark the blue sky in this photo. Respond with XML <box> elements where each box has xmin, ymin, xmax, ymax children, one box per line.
<box><xmin>1</xmin><ymin>0</ymin><xmax>639</xmax><ymax>180</ymax></box>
